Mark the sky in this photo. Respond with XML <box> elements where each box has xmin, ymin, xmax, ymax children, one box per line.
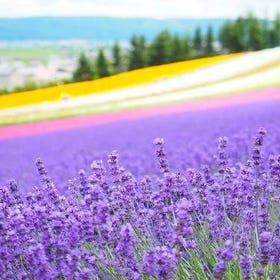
<box><xmin>0</xmin><ymin>0</ymin><xmax>279</xmax><ymax>19</ymax></box>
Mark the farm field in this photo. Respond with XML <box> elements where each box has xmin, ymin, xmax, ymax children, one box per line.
<box><xmin>1</xmin><ymin>48</ymin><xmax>280</xmax><ymax>279</ymax></box>
<box><xmin>0</xmin><ymin>48</ymin><xmax>280</xmax><ymax>125</ymax></box>
<box><xmin>0</xmin><ymin>86</ymin><xmax>279</xmax><ymax>139</ymax></box>
<box><xmin>0</xmin><ymin>47</ymin><xmax>65</xmax><ymax>61</ymax></box>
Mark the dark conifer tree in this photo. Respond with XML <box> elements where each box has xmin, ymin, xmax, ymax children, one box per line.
<box><xmin>247</xmin><ymin>14</ymin><xmax>265</xmax><ymax>50</ymax></box>
<box><xmin>128</xmin><ymin>35</ymin><xmax>147</xmax><ymax>70</ymax></box>
<box><xmin>72</xmin><ymin>53</ymin><xmax>94</xmax><ymax>82</ymax></box>
<box><xmin>170</xmin><ymin>35</ymin><xmax>185</xmax><ymax>62</ymax></box>
<box><xmin>112</xmin><ymin>42</ymin><xmax>122</xmax><ymax>73</ymax></box>
<box><xmin>269</xmin><ymin>14</ymin><xmax>280</xmax><ymax>47</ymax></box>
<box><xmin>96</xmin><ymin>49</ymin><xmax>110</xmax><ymax>78</ymax></box>
<box><xmin>193</xmin><ymin>27</ymin><xmax>203</xmax><ymax>56</ymax></box>
<box><xmin>204</xmin><ymin>26</ymin><xmax>215</xmax><ymax>56</ymax></box>
<box><xmin>148</xmin><ymin>30</ymin><xmax>173</xmax><ymax>65</ymax></box>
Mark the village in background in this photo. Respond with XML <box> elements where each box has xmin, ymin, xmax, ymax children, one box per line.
<box><xmin>0</xmin><ymin>40</ymin><xmax>105</xmax><ymax>90</ymax></box>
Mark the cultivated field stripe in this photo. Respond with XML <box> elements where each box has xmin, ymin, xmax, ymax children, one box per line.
<box><xmin>1</xmin><ymin>57</ymin><xmax>280</xmax><ymax>125</ymax></box>
<box><xmin>0</xmin><ymin>53</ymin><xmax>240</xmax><ymax>110</ymax></box>
<box><xmin>0</xmin><ymin>87</ymin><xmax>279</xmax><ymax>139</ymax></box>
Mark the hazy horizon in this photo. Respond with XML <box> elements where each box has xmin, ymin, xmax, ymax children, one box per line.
<box><xmin>0</xmin><ymin>0</ymin><xmax>279</xmax><ymax>19</ymax></box>
<box><xmin>0</xmin><ymin>15</ymin><xmax>234</xmax><ymax>20</ymax></box>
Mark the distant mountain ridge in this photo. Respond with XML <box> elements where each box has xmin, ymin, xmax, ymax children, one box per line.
<box><xmin>0</xmin><ymin>17</ymin><xmax>227</xmax><ymax>42</ymax></box>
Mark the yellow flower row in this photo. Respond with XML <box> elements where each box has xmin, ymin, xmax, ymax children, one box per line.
<box><xmin>0</xmin><ymin>53</ymin><xmax>241</xmax><ymax>110</ymax></box>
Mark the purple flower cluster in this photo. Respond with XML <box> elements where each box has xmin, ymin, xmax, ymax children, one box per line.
<box><xmin>142</xmin><ymin>246</ymin><xmax>177</xmax><ymax>280</ymax></box>
<box><xmin>0</xmin><ymin>125</ymin><xmax>279</xmax><ymax>279</ymax></box>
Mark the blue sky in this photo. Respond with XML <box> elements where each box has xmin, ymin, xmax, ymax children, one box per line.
<box><xmin>0</xmin><ymin>0</ymin><xmax>279</xmax><ymax>18</ymax></box>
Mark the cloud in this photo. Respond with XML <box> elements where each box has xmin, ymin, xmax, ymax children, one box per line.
<box><xmin>0</xmin><ymin>0</ymin><xmax>278</xmax><ymax>18</ymax></box>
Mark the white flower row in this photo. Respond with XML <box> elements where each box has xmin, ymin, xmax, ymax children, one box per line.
<box><xmin>1</xmin><ymin>47</ymin><xmax>280</xmax><ymax>118</ymax></box>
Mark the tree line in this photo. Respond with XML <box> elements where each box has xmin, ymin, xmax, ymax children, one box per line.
<box><xmin>73</xmin><ymin>27</ymin><xmax>214</xmax><ymax>82</ymax></box>
<box><xmin>73</xmin><ymin>14</ymin><xmax>280</xmax><ymax>82</ymax></box>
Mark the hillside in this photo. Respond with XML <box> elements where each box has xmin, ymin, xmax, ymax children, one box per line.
<box><xmin>0</xmin><ymin>17</ymin><xmax>226</xmax><ymax>41</ymax></box>
<box><xmin>1</xmin><ymin>48</ymin><xmax>280</xmax><ymax>127</ymax></box>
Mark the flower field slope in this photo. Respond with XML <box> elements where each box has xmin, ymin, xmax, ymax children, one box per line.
<box><xmin>1</xmin><ymin>48</ymin><xmax>280</xmax><ymax>125</ymax></box>
<box><xmin>0</xmin><ymin>53</ymin><xmax>239</xmax><ymax>110</ymax></box>
<box><xmin>0</xmin><ymin>99</ymin><xmax>280</xmax><ymax>279</ymax></box>
<box><xmin>0</xmin><ymin>87</ymin><xmax>280</xmax><ymax>139</ymax></box>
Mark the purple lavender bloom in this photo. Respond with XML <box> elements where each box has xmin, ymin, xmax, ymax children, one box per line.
<box><xmin>213</xmin><ymin>261</ymin><xmax>226</xmax><ymax>280</ymax></box>
<box><xmin>115</xmin><ymin>223</ymin><xmax>140</xmax><ymax>280</ymax></box>
<box><xmin>269</xmin><ymin>271</ymin><xmax>276</xmax><ymax>279</ymax></box>
<box><xmin>142</xmin><ymin>246</ymin><xmax>177</xmax><ymax>280</ymax></box>
<box><xmin>215</xmin><ymin>240</ymin><xmax>234</xmax><ymax>262</ymax></box>
<box><xmin>258</xmin><ymin>231</ymin><xmax>273</xmax><ymax>266</ymax></box>
<box><xmin>216</xmin><ymin>136</ymin><xmax>228</xmax><ymax>175</ymax></box>
<box><xmin>252</xmin><ymin>127</ymin><xmax>267</xmax><ymax>170</ymax></box>
<box><xmin>108</xmin><ymin>150</ymin><xmax>121</xmax><ymax>184</ymax></box>
<box><xmin>258</xmin><ymin>195</ymin><xmax>269</xmax><ymax>233</ymax></box>
<box><xmin>174</xmin><ymin>199</ymin><xmax>196</xmax><ymax>250</ymax></box>
<box><xmin>271</xmin><ymin>238</ymin><xmax>280</xmax><ymax>265</ymax></box>
<box><xmin>153</xmin><ymin>138</ymin><xmax>169</xmax><ymax>174</ymax></box>
<box><xmin>240</xmin><ymin>254</ymin><xmax>253</xmax><ymax>280</ymax></box>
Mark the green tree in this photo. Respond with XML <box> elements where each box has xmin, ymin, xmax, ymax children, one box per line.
<box><xmin>247</xmin><ymin>14</ymin><xmax>265</xmax><ymax>50</ymax></box>
<box><xmin>219</xmin><ymin>21</ymin><xmax>231</xmax><ymax>52</ymax></box>
<box><xmin>72</xmin><ymin>53</ymin><xmax>94</xmax><ymax>82</ymax></box>
<box><xmin>128</xmin><ymin>35</ymin><xmax>147</xmax><ymax>70</ymax></box>
<box><xmin>268</xmin><ymin>14</ymin><xmax>280</xmax><ymax>47</ymax></box>
<box><xmin>193</xmin><ymin>27</ymin><xmax>203</xmax><ymax>55</ymax></box>
<box><xmin>148</xmin><ymin>30</ymin><xmax>173</xmax><ymax>66</ymax></box>
<box><xmin>220</xmin><ymin>18</ymin><xmax>246</xmax><ymax>52</ymax></box>
<box><xmin>204</xmin><ymin>26</ymin><xmax>215</xmax><ymax>56</ymax></box>
<box><xmin>233</xmin><ymin>17</ymin><xmax>247</xmax><ymax>51</ymax></box>
<box><xmin>112</xmin><ymin>42</ymin><xmax>122</xmax><ymax>73</ymax></box>
<box><xmin>219</xmin><ymin>21</ymin><xmax>234</xmax><ymax>52</ymax></box>
<box><xmin>170</xmin><ymin>35</ymin><xmax>185</xmax><ymax>62</ymax></box>
<box><xmin>182</xmin><ymin>36</ymin><xmax>192</xmax><ymax>59</ymax></box>
<box><xmin>274</xmin><ymin>14</ymin><xmax>280</xmax><ymax>45</ymax></box>
<box><xmin>96</xmin><ymin>49</ymin><xmax>110</xmax><ymax>78</ymax></box>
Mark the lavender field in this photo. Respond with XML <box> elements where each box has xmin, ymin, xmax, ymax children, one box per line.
<box><xmin>1</xmin><ymin>99</ymin><xmax>280</xmax><ymax>279</ymax></box>
<box><xmin>1</xmin><ymin>100</ymin><xmax>280</xmax><ymax>191</ymax></box>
